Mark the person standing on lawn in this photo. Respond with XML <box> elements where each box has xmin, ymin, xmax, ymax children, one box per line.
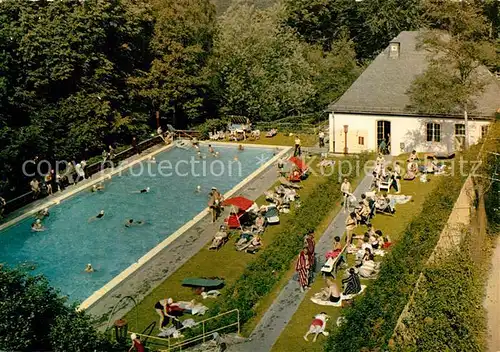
<box><xmin>294</xmin><ymin>136</ymin><xmax>301</xmax><ymax>157</ymax></box>
<box><xmin>304</xmin><ymin>230</ymin><xmax>316</xmax><ymax>284</ymax></box>
<box><xmin>296</xmin><ymin>246</ymin><xmax>311</xmax><ymax>292</ymax></box>
<box><xmin>318</xmin><ymin>130</ymin><xmax>325</xmax><ymax>148</ymax></box>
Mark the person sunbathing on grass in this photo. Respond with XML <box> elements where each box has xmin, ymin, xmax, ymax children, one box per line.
<box><xmin>358</xmin><ymin>254</ymin><xmax>378</xmax><ymax>278</ymax></box>
<box><xmin>342</xmin><ymin>268</ymin><xmax>362</xmax><ymax>295</ymax></box>
<box><xmin>321</xmin><ymin>278</ymin><xmax>341</xmax><ymax>303</ymax></box>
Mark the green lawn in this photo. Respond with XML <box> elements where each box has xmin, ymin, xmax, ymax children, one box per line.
<box><xmin>240</xmin><ymin>132</ymin><xmax>318</xmax><ymax>148</ymax></box>
<box><xmin>270</xmin><ymin>177</ymin><xmax>442</xmax><ymax>352</ymax></box>
<box><xmin>123</xmin><ymin>162</ymin><xmax>329</xmax><ymax>337</ymax></box>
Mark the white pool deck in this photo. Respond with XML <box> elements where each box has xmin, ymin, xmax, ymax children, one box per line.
<box><xmin>0</xmin><ymin>140</ymin><xmax>291</xmax><ymax>321</ymax></box>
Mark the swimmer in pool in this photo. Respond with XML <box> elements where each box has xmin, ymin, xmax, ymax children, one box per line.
<box><xmin>195</xmin><ymin>185</ymin><xmax>201</xmax><ymax>193</ymax></box>
<box><xmin>85</xmin><ymin>263</ymin><xmax>94</xmax><ymax>273</ymax></box>
<box><xmin>233</xmin><ymin>156</ymin><xmax>239</xmax><ymax>161</ymax></box>
<box><xmin>36</xmin><ymin>207</ymin><xmax>50</xmax><ymax>219</ymax></box>
<box><xmin>132</xmin><ymin>187</ymin><xmax>150</xmax><ymax>194</ymax></box>
<box><xmin>148</xmin><ymin>156</ymin><xmax>157</xmax><ymax>163</ymax></box>
<box><xmin>125</xmin><ymin>219</ymin><xmax>144</xmax><ymax>227</ymax></box>
<box><xmin>208</xmin><ymin>144</ymin><xmax>216</xmax><ymax>156</ymax></box>
<box><xmin>91</xmin><ymin>183</ymin><xmax>105</xmax><ymax>192</ymax></box>
<box><xmin>31</xmin><ymin>219</ymin><xmax>45</xmax><ymax>231</ymax></box>
<box><xmin>238</xmin><ymin>144</ymin><xmax>244</xmax><ymax>151</ymax></box>
<box><xmin>88</xmin><ymin>210</ymin><xmax>105</xmax><ymax>222</ymax></box>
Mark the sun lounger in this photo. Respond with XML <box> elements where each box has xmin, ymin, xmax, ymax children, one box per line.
<box><xmin>279</xmin><ymin>177</ymin><xmax>302</xmax><ymax>189</ymax></box>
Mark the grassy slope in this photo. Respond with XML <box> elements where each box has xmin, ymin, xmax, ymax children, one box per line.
<box><xmin>271</xmin><ymin>176</ymin><xmax>442</xmax><ymax>352</ymax></box>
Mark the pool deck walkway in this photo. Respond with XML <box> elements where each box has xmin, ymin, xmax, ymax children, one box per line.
<box><xmin>227</xmin><ymin>171</ymin><xmax>373</xmax><ymax>352</ymax></box>
<box><xmin>86</xmin><ymin>147</ymin><xmax>290</xmax><ymax>328</ymax></box>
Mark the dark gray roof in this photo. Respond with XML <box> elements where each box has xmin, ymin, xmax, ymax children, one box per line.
<box><xmin>329</xmin><ymin>31</ymin><xmax>500</xmax><ymax>118</ymax></box>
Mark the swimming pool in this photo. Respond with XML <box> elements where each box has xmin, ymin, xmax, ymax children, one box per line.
<box><xmin>0</xmin><ymin>145</ymin><xmax>275</xmax><ymax>302</ymax></box>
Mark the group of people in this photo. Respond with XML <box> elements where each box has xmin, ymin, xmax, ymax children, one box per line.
<box><xmin>372</xmin><ymin>154</ymin><xmax>402</xmax><ymax>193</ymax></box>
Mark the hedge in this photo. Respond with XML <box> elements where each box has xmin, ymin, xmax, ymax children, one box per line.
<box><xmin>391</xmin><ymin>233</ymin><xmax>487</xmax><ymax>352</ymax></box>
<box><xmin>325</xmin><ymin>154</ymin><xmax>473</xmax><ymax>351</ymax></box>
<box><xmin>207</xmin><ymin>153</ymin><xmax>371</xmax><ymax>326</ymax></box>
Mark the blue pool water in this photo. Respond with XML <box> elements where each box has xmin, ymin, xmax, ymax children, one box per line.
<box><xmin>0</xmin><ymin>145</ymin><xmax>275</xmax><ymax>302</ymax></box>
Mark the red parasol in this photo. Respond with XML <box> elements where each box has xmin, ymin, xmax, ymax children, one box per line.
<box><xmin>289</xmin><ymin>156</ymin><xmax>308</xmax><ymax>172</ymax></box>
<box><xmin>222</xmin><ymin>196</ymin><xmax>255</xmax><ymax>211</ymax></box>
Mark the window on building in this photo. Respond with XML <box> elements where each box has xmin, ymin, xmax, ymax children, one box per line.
<box><xmin>358</xmin><ymin>136</ymin><xmax>364</xmax><ymax>145</ymax></box>
<box><xmin>426</xmin><ymin>123</ymin><xmax>441</xmax><ymax>142</ymax></box>
<box><xmin>482</xmin><ymin>125</ymin><xmax>489</xmax><ymax>138</ymax></box>
<box><xmin>455</xmin><ymin>124</ymin><xmax>465</xmax><ymax>136</ymax></box>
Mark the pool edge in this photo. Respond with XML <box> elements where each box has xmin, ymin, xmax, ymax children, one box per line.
<box><xmin>0</xmin><ymin>144</ymin><xmax>175</xmax><ymax>232</ymax></box>
<box><xmin>77</xmin><ymin>146</ymin><xmax>291</xmax><ymax>311</ymax></box>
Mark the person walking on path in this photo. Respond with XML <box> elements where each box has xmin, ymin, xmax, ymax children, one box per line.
<box><xmin>294</xmin><ymin>136</ymin><xmax>301</xmax><ymax>157</ymax></box>
<box><xmin>394</xmin><ymin>161</ymin><xmax>402</xmax><ymax>194</ymax></box>
<box><xmin>296</xmin><ymin>246</ymin><xmax>311</xmax><ymax>292</ymax></box>
<box><xmin>341</xmin><ymin>178</ymin><xmax>352</xmax><ymax>212</ymax></box>
<box><xmin>318</xmin><ymin>131</ymin><xmax>325</xmax><ymax>148</ymax></box>
<box><xmin>304</xmin><ymin>230</ymin><xmax>316</xmax><ymax>284</ymax></box>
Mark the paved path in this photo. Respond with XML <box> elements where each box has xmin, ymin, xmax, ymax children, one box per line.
<box><xmin>485</xmin><ymin>236</ymin><xmax>500</xmax><ymax>352</ymax></box>
<box><xmin>229</xmin><ymin>172</ymin><xmax>373</xmax><ymax>352</ymax></box>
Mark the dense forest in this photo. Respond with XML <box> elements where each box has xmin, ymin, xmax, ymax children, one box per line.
<box><xmin>0</xmin><ymin>0</ymin><xmax>498</xmax><ymax>198</ymax></box>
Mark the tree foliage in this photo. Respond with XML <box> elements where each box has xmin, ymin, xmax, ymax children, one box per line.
<box><xmin>129</xmin><ymin>0</ymin><xmax>216</xmax><ymax>126</ymax></box>
<box><xmin>0</xmin><ymin>265</ymin><xmax>113</xmax><ymax>352</ymax></box>
<box><xmin>210</xmin><ymin>2</ymin><xmax>359</xmax><ymax>120</ymax></box>
<box><xmin>0</xmin><ymin>0</ymin><xmax>152</xmax><ymax>194</ymax></box>
<box><xmin>407</xmin><ymin>0</ymin><xmax>497</xmax><ymax>117</ymax></box>
<box><xmin>283</xmin><ymin>0</ymin><xmax>423</xmax><ymax>60</ymax></box>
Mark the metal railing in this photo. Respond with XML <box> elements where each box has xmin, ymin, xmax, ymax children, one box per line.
<box><xmin>129</xmin><ymin>309</ymin><xmax>240</xmax><ymax>352</ymax></box>
<box><xmin>2</xmin><ymin>134</ymin><xmax>171</xmax><ymax>216</ymax></box>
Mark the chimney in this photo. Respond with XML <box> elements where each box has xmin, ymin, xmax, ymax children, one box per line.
<box><xmin>389</xmin><ymin>42</ymin><xmax>400</xmax><ymax>59</ymax></box>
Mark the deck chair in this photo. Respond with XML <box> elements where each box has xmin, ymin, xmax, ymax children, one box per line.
<box><xmin>378</xmin><ymin>179</ymin><xmax>390</xmax><ymax>192</ymax></box>
<box><xmin>279</xmin><ymin>176</ymin><xmax>302</xmax><ymax>189</ymax></box>
<box><xmin>321</xmin><ymin>244</ymin><xmax>348</xmax><ymax>278</ymax></box>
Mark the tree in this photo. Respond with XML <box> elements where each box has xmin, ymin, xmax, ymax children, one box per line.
<box><xmin>0</xmin><ymin>265</ymin><xmax>113</xmax><ymax>352</ymax></box>
<box><xmin>129</xmin><ymin>0</ymin><xmax>216</xmax><ymax>128</ymax></box>
<box><xmin>0</xmin><ymin>0</ymin><xmax>152</xmax><ymax>195</ymax></box>
<box><xmin>210</xmin><ymin>2</ymin><xmax>359</xmax><ymax>120</ymax></box>
<box><xmin>407</xmin><ymin>0</ymin><xmax>497</xmax><ymax>149</ymax></box>
<box><xmin>283</xmin><ymin>0</ymin><xmax>423</xmax><ymax>60</ymax></box>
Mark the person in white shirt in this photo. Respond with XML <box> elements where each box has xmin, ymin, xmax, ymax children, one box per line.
<box><xmin>318</xmin><ymin>131</ymin><xmax>325</xmax><ymax>148</ymax></box>
<box><xmin>341</xmin><ymin>178</ymin><xmax>352</xmax><ymax>212</ymax></box>
<box><xmin>358</xmin><ymin>254</ymin><xmax>377</xmax><ymax>278</ymax></box>
<box><xmin>376</xmin><ymin>153</ymin><xmax>385</xmax><ymax>166</ymax></box>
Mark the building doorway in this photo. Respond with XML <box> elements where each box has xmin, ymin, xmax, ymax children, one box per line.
<box><xmin>454</xmin><ymin>123</ymin><xmax>465</xmax><ymax>151</ymax></box>
<box><xmin>377</xmin><ymin>120</ymin><xmax>391</xmax><ymax>154</ymax></box>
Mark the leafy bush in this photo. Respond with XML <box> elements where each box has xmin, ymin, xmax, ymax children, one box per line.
<box><xmin>196</xmin><ymin>118</ymin><xmax>229</xmax><ymax>139</ymax></box>
<box><xmin>0</xmin><ymin>266</ymin><xmax>113</xmax><ymax>352</ymax></box>
<box><xmin>212</xmin><ymin>153</ymin><xmax>371</xmax><ymax>325</ymax></box>
<box><xmin>391</xmin><ymin>234</ymin><xmax>487</xmax><ymax>352</ymax></box>
<box><xmin>325</xmin><ymin>162</ymin><xmax>469</xmax><ymax>351</ymax></box>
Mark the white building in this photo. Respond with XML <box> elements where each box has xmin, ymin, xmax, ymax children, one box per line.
<box><xmin>328</xmin><ymin>31</ymin><xmax>500</xmax><ymax>156</ymax></box>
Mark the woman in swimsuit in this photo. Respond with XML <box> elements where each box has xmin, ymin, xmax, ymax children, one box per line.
<box><xmin>88</xmin><ymin>210</ymin><xmax>105</xmax><ymax>222</ymax></box>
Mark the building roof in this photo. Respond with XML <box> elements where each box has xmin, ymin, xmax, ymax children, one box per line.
<box><xmin>328</xmin><ymin>31</ymin><xmax>500</xmax><ymax>118</ymax></box>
